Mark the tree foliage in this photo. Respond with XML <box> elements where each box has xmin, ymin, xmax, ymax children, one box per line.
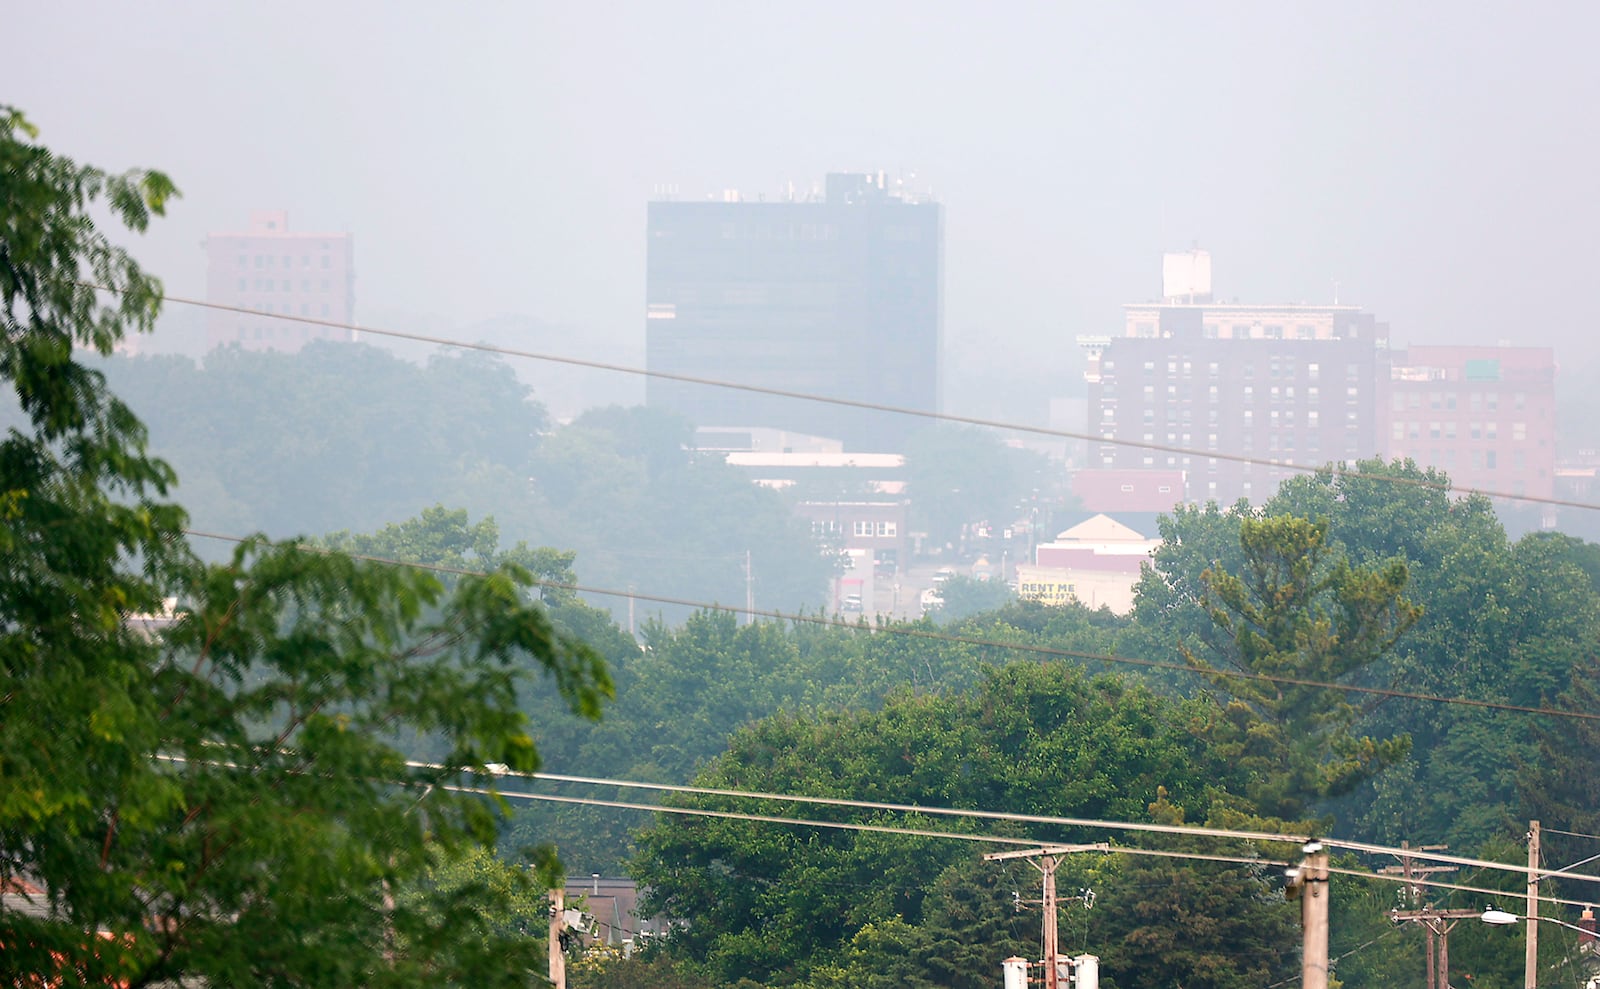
<box><xmin>1181</xmin><ymin>513</ymin><xmax>1419</xmax><ymax>819</ymax></box>
<box><xmin>630</xmin><ymin>662</ymin><xmax>1252</xmax><ymax>987</ymax></box>
<box><xmin>0</xmin><ymin>107</ymin><xmax>613</xmax><ymax>987</ymax></box>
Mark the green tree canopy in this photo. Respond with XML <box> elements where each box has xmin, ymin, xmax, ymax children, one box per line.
<box><xmin>0</xmin><ymin>106</ymin><xmax>613</xmax><ymax>987</ymax></box>
<box><xmin>630</xmin><ymin>662</ymin><xmax>1251</xmax><ymax>987</ymax></box>
<box><xmin>1181</xmin><ymin>513</ymin><xmax>1419</xmax><ymax>820</ymax></box>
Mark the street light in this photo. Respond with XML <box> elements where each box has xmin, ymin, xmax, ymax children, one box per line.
<box><xmin>1482</xmin><ymin>908</ymin><xmax>1599</xmax><ymax>940</ymax></box>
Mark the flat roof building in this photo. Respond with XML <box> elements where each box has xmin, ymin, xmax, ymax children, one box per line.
<box><xmin>645</xmin><ymin>173</ymin><xmax>942</xmax><ymax>451</ymax></box>
<box><xmin>1383</xmin><ymin>345</ymin><xmax>1556</xmax><ymax>504</ymax></box>
<box><xmin>203</xmin><ymin>210</ymin><xmax>354</xmax><ymax>352</ymax></box>
<box><xmin>1082</xmin><ymin>253</ymin><xmax>1389</xmax><ymax>505</ymax></box>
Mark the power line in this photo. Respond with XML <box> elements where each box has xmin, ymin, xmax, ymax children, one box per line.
<box><xmin>180</xmin><ymin>526</ymin><xmax>1600</xmax><ymax>727</ymax></box>
<box><xmin>439</xmin><ymin>780</ymin><xmax>1600</xmax><ymax>909</ymax></box>
<box><xmin>1542</xmin><ymin>827</ymin><xmax>1600</xmax><ymax>843</ymax></box>
<box><xmin>142</xmin><ymin>290</ymin><xmax>1600</xmax><ymax>515</ymax></box>
<box><xmin>450</xmin><ymin>764</ymin><xmax>1600</xmax><ymax>891</ymax></box>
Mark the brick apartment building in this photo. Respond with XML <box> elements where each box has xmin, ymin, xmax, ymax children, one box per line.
<box><xmin>1382</xmin><ymin>345</ymin><xmax>1557</xmax><ymax>501</ymax></box>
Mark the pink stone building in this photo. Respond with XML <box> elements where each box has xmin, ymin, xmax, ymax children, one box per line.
<box><xmin>203</xmin><ymin>210</ymin><xmax>354</xmax><ymax>352</ymax></box>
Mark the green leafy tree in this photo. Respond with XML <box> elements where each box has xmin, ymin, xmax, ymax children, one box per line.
<box><xmin>903</xmin><ymin>424</ymin><xmax>1044</xmax><ymax>552</ymax></box>
<box><xmin>0</xmin><ymin>107</ymin><xmax>612</xmax><ymax>987</ymax></box>
<box><xmin>631</xmin><ymin>662</ymin><xmax>1246</xmax><ymax>987</ymax></box>
<box><xmin>931</xmin><ymin>575</ymin><xmax>1016</xmax><ymax>622</ymax></box>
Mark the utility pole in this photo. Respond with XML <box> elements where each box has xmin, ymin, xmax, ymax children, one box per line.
<box><xmin>743</xmin><ymin>550</ymin><xmax>754</xmax><ymax>626</ymax></box>
<box><xmin>1391</xmin><ymin>907</ymin><xmax>1482</xmax><ymax>989</ymax></box>
<box><xmin>986</xmin><ymin>844</ymin><xmax>1108</xmax><ymax>989</ymax></box>
<box><xmin>1380</xmin><ymin>841</ymin><xmax>1455</xmax><ymax>989</ymax></box>
<box><xmin>627</xmin><ymin>583</ymin><xmax>636</xmax><ymax>638</ymax></box>
<box><xmin>1527</xmin><ymin>820</ymin><xmax>1541</xmax><ymax>989</ymax></box>
<box><xmin>1292</xmin><ymin>844</ymin><xmax>1331</xmax><ymax>989</ymax></box>
<box><xmin>548</xmin><ymin>888</ymin><xmax>567</xmax><ymax>989</ymax></box>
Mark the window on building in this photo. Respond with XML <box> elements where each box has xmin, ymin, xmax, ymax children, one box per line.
<box><xmin>1392</xmin><ymin>422</ymin><xmax>1405</xmax><ymax>442</ymax></box>
<box><xmin>1486</xmin><ymin>422</ymin><xmax>1498</xmax><ymax>440</ymax></box>
<box><xmin>1513</xmin><ymin>422</ymin><xmax>1526</xmax><ymax>441</ymax></box>
<box><xmin>321</xmin><ymin>255</ymin><xmax>332</xmax><ymax>268</ymax></box>
<box><xmin>1428</xmin><ymin>422</ymin><xmax>1441</xmax><ymax>439</ymax></box>
<box><xmin>1514</xmin><ymin>450</ymin><xmax>1526</xmax><ymax>470</ymax></box>
<box><xmin>1514</xmin><ymin>392</ymin><xmax>1526</xmax><ymax>411</ymax></box>
<box><xmin>1486</xmin><ymin>393</ymin><xmax>1499</xmax><ymax>411</ymax></box>
<box><xmin>853</xmin><ymin>521</ymin><xmax>873</xmax><ymax>537</ymax></box>
<box><xmin>236</xmin><ymin>278</ymin><xmax>246</xmax><ymax>291</ymax></box>
<box><xmin>876</xmin><ymin>521</ymin><xmax>897</xmax><ymax>537</ymax></box>
<box><xmin>1470</xmin><ymin>422</ymin><xmax>1481</xmax><ymax>440</ymax></box>
<box><xmin>1444</xmin><ymin>422</ymin><xmax>1457</xmax><ymax>440</ymax></box>
<box><xmin>1308</xmin><ymin>362</ymin><xmax>1320</xmax><ymax>380</ymax></box>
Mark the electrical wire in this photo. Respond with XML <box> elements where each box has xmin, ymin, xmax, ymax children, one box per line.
<box><xmin>1543</xmin><ymin>828</ymin><xmax>1600</xmax><ymax>842</ymax></box>
<box><xmin>402</xmin><ymin>758</ymin><xmax>1600</xmax><ymax>890</ymax></box>
<box><xmin>180</xmin><ymin>526</ymin><xmax>1600</xmax><ymax>727</ymax></box>
<box><xmin>444</xmin><ymin>781</ymin><xmax>1600</xmax><ymax>909</ymax></box>
<box><xmin>140</xmin><ymin>290</ymin><xmax>1600</xmax><ymax>515</ymax></box>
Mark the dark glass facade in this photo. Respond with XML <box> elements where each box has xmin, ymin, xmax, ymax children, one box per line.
<box><xmin>645</xmin><ymin>174</ymin><xmax>942</xmax><ymax>451</ymax></box>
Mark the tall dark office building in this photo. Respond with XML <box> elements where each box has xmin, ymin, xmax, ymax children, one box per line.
<box><xmin>645</xmin><ymin>173</ymin><xmax>942</xmax><ymax>451</ymax></box>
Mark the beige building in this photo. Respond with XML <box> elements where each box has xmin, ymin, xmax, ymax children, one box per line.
<box><xmin>1016</xmin><ymin>514</ymin><xmax>1160</xmax><ymax>614</ymax></box>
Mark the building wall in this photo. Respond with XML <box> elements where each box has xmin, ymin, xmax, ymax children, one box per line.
<box><xmin>1382</xmin><ymin>345</ymin><xmax>1557</xmax><ymax>500</ymax></box>
<box><xmin>796</xmin><ymin>500</ymin><xmax>909</xmax><ymax>565</ymax></box>
<box><xmin>1082</xmin><ymin>303</ymin><xmax>1388</xmax><ymax>505</ymax></box>
<box><xmin>1070</xmin><ymin>468</ymin><xmax>1187</xmax><ymax>513</ymax></box>
<box><xmin>204</xmin><ymin>210</ymin><xmax>355</xmax><ymax>352</ymax></box>
<box><xmin>1014</xmin><ymin>563</ymin><xmax>1141</xmax><ymax>614</ymax></box>
<box><xmin>645</xmin><ymin>175</ymin><xmax>942</xmax><ymax>451</ymax></box>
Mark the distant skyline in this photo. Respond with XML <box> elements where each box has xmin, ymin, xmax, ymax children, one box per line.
<box><xmin>10</xmin><ymin>3</ymin><xmax>1600</xmax><ymax>425</ymax></box>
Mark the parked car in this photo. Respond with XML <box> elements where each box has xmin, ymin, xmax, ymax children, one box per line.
<box><xmin>842</xmin><ymin>593</ymin><xmax>864</xmax><ymax>613</ymax></box>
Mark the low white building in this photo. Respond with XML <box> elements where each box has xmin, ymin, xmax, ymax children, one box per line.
<box><xmin>1015</xmin><ymin>514</ymin><xmax>1160</xmax><ymax>614</ymax></box>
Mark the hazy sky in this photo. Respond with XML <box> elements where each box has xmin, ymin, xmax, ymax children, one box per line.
<box><xmin>11</xmin><ymin>2</ymin><xmax>1600</xmax><ymax>396</ymax></box>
